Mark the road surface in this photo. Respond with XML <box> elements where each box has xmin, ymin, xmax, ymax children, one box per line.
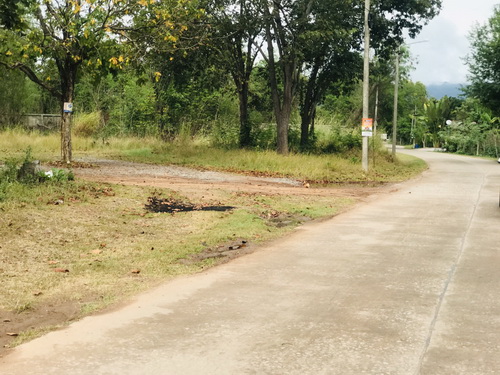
<box><xmin>1</xmin><ymin>149</ymin><xmax>499</xmax><ymax>374</ymax></box>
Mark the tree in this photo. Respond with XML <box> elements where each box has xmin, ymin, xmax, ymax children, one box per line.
<box><xmin>259</xmin><ymin>0</ymin><xmax>441</xmax><ymax>155</ymax></box>
<box><xmin>395</xmin><ymin>80</ymin><xmax>427</xmax><ymax>144</ymax></box>
<box><xmin>298</xmin><ymin>0</ymin><xmax>362</xmax><ymax>150</ymax></box>
<box><xmin>207</xmin><ymin>0</ymin><xmax>262</xmax><ymax>148</ymax></box>
<box><xmin>0</xmin><ymin>0</ymin><xmax>201</xmax><ymax>162</ymax></box>
<box><xmin>465</xmin><ymin>5</ymin><xmax>500</xmax><ymax>116</ymax></box>
<box><xmin>443</xmin><ymin>98</ymin><xmax>499</xmax><ymax>156</ymax></box>
<box><xmin>370</xmin><ymin>0</ymin><xmax>442</xmax><ymax>57</ymax></box>
<box><xmin>257</xmin><ymin>0</ymin><xmax>366</xmax><ymax>154</ymax></box>
<box><xmin>422</xmin><ymin>96</ymin><xmax>451</xmax><ymax>147</ymax></box>
<box><xmin>259</xmin><ymin>0</ymin><xmax>303</xmax><ymax>154</ymax></box>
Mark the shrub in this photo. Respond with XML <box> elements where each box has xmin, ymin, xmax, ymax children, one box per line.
<box><xmin>0</xmin><ymin>148</ymin><xmax>74</xmax><ymax>202</ymax></box>
<box><xmin>73</xmin><ymin>111</ymin><xmax>102</xmax><ymax>137</ymax></box>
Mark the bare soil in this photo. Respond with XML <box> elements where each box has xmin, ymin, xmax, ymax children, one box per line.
<box><xmin>70</xmin><ymin>158</ymin><xmax>389</xmax><ymax>199</ymax></box>
<box><xmin>1</xmin><ymin>158</ymin><xmax>396</xmax><ymax>353</ymax></box>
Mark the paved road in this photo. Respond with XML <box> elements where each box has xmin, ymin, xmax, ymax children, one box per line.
<box><xmin>1</xmin><ymin>150</ymin><xmax>499</xmax><ymax>375</ymax></box>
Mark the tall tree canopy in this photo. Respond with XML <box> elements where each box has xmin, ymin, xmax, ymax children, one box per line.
<box><xmin>466</xmin><ymin>5</ymin><xmax>500</xmax><ymax>116</ymax></box>
<box><xmin>258</xmin><ymin>0</ymin><xmax>441</xmax><ymax>154</ymax></box>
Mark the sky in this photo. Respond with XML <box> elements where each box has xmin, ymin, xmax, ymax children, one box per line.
<box><xmin>407</xmin><ymin>0</ymin><xmax>499</xmax><ymax>85</ymax></box>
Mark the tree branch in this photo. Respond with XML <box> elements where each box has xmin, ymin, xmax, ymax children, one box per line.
<box><xmin>0</xmin><ymin>61</ymin><xmax>62</xmax><ymax>99</ymax></box>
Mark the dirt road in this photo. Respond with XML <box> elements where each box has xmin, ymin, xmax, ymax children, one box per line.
<box><xmin>71</xmin><ymin>158</ymin><xmax>385</xmax><ymax>199</ymax></box>
<box><xmin>1</xmin><ymin>150</ymin><xmax>499</xmax><ymax>374</ymax></box>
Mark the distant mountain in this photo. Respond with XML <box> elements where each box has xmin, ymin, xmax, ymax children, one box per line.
<box><xmin>426</xmin><ymin>83</ymin><xmax>465</xmax><ymax>99</ymax></box>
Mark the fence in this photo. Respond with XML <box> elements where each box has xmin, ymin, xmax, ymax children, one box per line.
<box><xmin>21</xmin><ymin>114</ymin><xmax>60</xmax><ymax>131</ymax></box>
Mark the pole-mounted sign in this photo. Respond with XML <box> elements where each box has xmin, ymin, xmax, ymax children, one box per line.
<box><xmin>63</xmin><ymin>102</ymin><xmax>73</xmax><ymax>113</ymax></box>
<box><xmin>362</xmin><ymin>118</ymin><xmax>373</xmax><ymax>137</ymax></box>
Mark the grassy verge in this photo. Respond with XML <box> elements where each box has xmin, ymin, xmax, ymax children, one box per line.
<box><xmin>0</xmin><ymin>129</ymin><xmax>427</xmax><ymax>183</ymax></box>
<box><xmin>0</xmin><ymin>179</ymin><xmax>353</xmax><ymax>346</ymax></box>
<box><xmin>0</xmin><ymin>180</ymin><xmax>352</xmax><ymax>305</ymax></box>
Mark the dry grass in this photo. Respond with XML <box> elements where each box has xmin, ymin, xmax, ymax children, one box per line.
<box><xmin>0</xmin><ymin>129</ymin><xmax>427</xmax><ymax>183</ymax></box>
<box><xmin>0</xmin><ymin>181</ymin><xmax>352</xmax><ymax>320</ymax></box>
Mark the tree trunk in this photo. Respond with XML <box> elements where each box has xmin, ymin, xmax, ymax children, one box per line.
<box><xmin>300</xmin><ymin>100</ymin><xmax>314</xmax><ymax>149</ymax></box>
<box><xmin>276</xmin><ymin>110</ymin><xmax>290</xmax><ymax>154</ymax></box>
<box><xmin>60</xmin><ymin>64</ymin><xmax>76</xmax><ymax>163</ymax></box>
<box><xmin>276</xmin><ymin>67</ymin><xmax>294</xmax><ymax>154</ymax></box>
<box><xmin>263</xmin><ymin>4</ymin><xmax>298</xmax><ymax>155</ymax></box>
<box><xmin>238</xmin><ymin>82</ymin><xmax>252</xmax><ymax>147</ymax></box>
<box><xmin>373</xmin><ymin>85</ymin><xmax>379</xmax><ymax>136</ymax></box>
<box><xmin>300</xmin><ymin>60</ymin><xmax>320</xmax><ymax>150</ymax></box>
<box><xmin>60</xmin><ymin>110</ymin><xmax>72</xmax><ymax>163</ymax></box>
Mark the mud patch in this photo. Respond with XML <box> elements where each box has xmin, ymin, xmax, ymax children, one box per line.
<box><xmin>180</xmin><ymin>239</ymin><xmax>252</xmax><ymax>265</ymax></box>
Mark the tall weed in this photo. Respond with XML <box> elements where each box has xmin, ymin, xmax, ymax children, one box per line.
<box><xmin>73</xmin><ymin>111</ymin><xmax>101</xmax><ymax>137</ymax></box>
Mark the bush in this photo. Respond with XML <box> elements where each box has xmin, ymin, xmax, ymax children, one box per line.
<box><xmin>73</xmin><ymin>111</ymin><xmax>102</xmax><ymax>137</ymax></box>
<box><xmin>314</xmin><ymin>126</ymin><xmax>362</xmax><ymax>154</ymax></box>
<box><xmin>0</xmin><ymin>148</ymin><xmax>74</xmax><ymax>202</ymax></box>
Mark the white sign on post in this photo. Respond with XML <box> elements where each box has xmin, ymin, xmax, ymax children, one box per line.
<box><xmin>63</xmin><ymin>102</ymin><xmax>73</xmax><ymax>113</ymax></box>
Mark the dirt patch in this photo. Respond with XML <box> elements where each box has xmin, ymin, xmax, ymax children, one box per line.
<box><xmin>180</xmin><ymin>239</ymin><xmax>253</xmax><ymax>264</ymax></box>
<box><xmin>71</xmin><ymin>158</ymin><xmax>388</xmax><ymax>200</ymax></box>
<box><xmin>0</xmin><ymin>300</ymin><xmax>82</xmax><ymax>350</ymax></box>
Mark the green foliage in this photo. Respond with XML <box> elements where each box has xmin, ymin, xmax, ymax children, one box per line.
<box><xmin>0</xmin><ymin>0</ymin><xmax>445</xmax><ymax>159</ymax></box>
<box><xmin>315</xmin><ymin>126</ymin><xmax>362</xmax><ymax>154</ymax></box>
<box><xmin>466</xmin><ymin>6</ymin><xmax>500</xmax><ymax>116</ymax></box>
<box><xmin>75</xmin><ymin>72</ymin><xmax>158</xmax><ymax>138</ymax></box>
<box><xmin>370</xmin><ymin>0</ymin><xmax>442</xmax><ymax>57</ymax></box>
<box><xmin>0</xmin><ymin>0</ymin><xmax>206</xmax><ymax>162</ymax></box>
<box><xmin>0</xmin><ymin>66</ymin><xmax>41</xmax><ymax>127</ymax></box>
<box><xmin>441</xmin><ymin>99</ymin><xmax>500</xmax><ymax>157</ymax></box>
<box><xmin>209</xmin><ymin>94</ymin><xmax>240</xmax><ymax>148</ymax></box>
<box><xmin>421</xmin><ymin>97</ymin><xmax>452</xmax><ymax>147</ymax></box>
<box><xmin>41</xmin><ymin>168</ymin><xmax>75</xmax><ymax>182</ymax></box>
<box><xmin>0</xmin><ymin>148</ymin><xmax>74</xmax><ymax>202</ymax></box>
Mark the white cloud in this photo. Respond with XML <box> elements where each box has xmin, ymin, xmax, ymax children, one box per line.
<box><xmin>408</xmin><ymin>0</ymin><xmax>498</xmax><ymax>85</ymax></box>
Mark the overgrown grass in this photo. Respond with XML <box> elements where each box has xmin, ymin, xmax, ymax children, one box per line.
<box><xmin>117</xmin><ymin>144</ymin><xmax>426</xmax><ymax>183</ymax></box>
<box><xmin>0</xmin><ymin>128</ymin><xmax>164</xmax><ymax>160</ymax></box>
<box><xmin>0</xmin><ymin>129</ymin><xmax>427</xmax><ymax>183</ymax></box>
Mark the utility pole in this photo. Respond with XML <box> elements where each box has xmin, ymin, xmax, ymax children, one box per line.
<box><xmin>392</xmin><ymin>48</ymin><xmax>400</xmax><ymax>158</ymax></box>
<box><xmin>392</xmin><ymin>40</ymin><xmax>428</xmax><ymax>158</ymax></box>
<box><xmin>362</xmin><ymin>0</ymin><xmax>370</xmax><ymax>172</ymax></box>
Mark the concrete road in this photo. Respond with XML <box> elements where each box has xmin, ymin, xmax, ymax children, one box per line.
<box><xmin>1</xmin><ymin>150</ymin><xmax>499</xmax><ymax>375</ymax></box>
